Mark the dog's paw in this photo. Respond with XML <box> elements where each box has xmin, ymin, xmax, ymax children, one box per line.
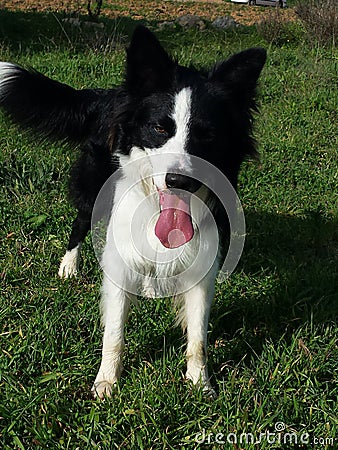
<box><xmin>202</xmin><ymin>384</ymin><xmax>217</xmax><ymax>400</ymax></box>
<box><xmin>186</xmin><ymin>370</ymin><xmax>217</xmax><ymax>399</ymax></box>
<box><xmin>58</xmin><ymin>247</ymin><xmax>80</xmax><ymax>278</ymax></box>
<box><xmin>58</xmin><ymin>261</ymin><xmax>77</xmax><ymax>278</ymax></box>
<box><xmin>91</xmin><ymin>380</ymin><xmax>116</xmax><ymax>399</ymax></box>
<box><xmin>186</xmin><ymin>378</ymin><xmax>217</xmax><ymax>400</ymax></box>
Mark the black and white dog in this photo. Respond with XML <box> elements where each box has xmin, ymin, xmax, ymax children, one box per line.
<box><xmin>0</xmin><ymin>26</ymin><xmax>266</xmax><ymax>398</ymax></box>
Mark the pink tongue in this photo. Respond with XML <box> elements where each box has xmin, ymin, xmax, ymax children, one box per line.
<box><xmin>155</xmin><ymin>191</ymin><xmax>194</xmax><ymax>248</ymax></box>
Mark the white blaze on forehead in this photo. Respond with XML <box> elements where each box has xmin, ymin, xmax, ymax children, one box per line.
<box><xmin>171</xmin><ymin>87</ymin><xmax>192</xmax><ymax>147</ymax></box>
<box><xmin>151</xmin><ymin>87</ymin><xmax>193</xmax><ymax>189</ymax></box>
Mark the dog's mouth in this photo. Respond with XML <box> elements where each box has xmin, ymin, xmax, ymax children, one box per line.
<box><xmin>155</xmin><ymin>189</ymin><xmax>194</xmax><ymax>249</ymax></box>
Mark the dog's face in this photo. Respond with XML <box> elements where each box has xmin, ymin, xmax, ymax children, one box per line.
<box><xmin>115</xmin><ymin>27</ymin><xmax>266</xmax><ymax>249</ymax></box>
<box><xmin>120</xmin><ymin>26</ymin><xmax>266</xmax><ymax>180</ymax></box>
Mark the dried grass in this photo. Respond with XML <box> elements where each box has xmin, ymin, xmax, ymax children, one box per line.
<box><xmin>295</xmin><ymin>0</ymin><xmax>337</xmax><ymax>46</ymax></box>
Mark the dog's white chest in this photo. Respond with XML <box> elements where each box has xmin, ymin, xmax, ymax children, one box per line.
<box><xmin>101</xmin><ymin>177</ymin><xmax>189</xmax><ymax>295</ymax></box>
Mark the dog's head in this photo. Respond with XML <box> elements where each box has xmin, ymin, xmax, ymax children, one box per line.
<box><xmin>117</xmin><ymin>26</ymin><xmax>266</xmax><ymax>249</ymax></box>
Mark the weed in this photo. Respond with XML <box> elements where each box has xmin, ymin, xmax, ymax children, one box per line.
<box><xmin>256</xmin><ymin>7</ymin><xmax>303</xmax><ymax>46</ymax></box>
<box><xmin>295</xmin><ymin>0</ymin><xmax>338</xmax><ymax>46</ymax></box>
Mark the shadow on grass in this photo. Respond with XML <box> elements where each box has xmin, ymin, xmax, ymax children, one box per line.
<box><xmin>0</xmin><ymin>8</ymin><xmax>143</xmax><ymax>54</ymax></box>
<box><xmin>0</xmin><ymin>8</ymin><xmax>253</xmax><ymax>58</ymax></box>
<box><xmin>208</xmin><ymin>210</ymin><xmax>337</xmax><ymax>365</ymax></box>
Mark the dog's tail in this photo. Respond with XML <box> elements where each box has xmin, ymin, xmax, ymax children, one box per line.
<box><xmin>0</xmin><ymin>62</ymin><xmax>112</xmax><ymax>144</ymax></box>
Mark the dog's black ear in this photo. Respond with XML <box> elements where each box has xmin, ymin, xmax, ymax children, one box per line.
<box><xmin>126</xmin><ymin>26</ymin><xmax>175</xmax><ymax>95</ymax></box>
<box><xmin>209</xmin><ymin>48</ymin><xmax>267</xmax><ymax>93</ymax></box>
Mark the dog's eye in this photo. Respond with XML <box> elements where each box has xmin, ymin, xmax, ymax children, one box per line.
<box><xmin>153</xmin><ymin>124</ymin><xmax>167</xmax><ymax>134</ymax></box>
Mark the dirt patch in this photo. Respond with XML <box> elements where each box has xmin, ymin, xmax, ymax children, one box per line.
<box><xmin>0</xmin><ymin>0</ymin><xmax>296</xmax><ymax>26</ymax></box>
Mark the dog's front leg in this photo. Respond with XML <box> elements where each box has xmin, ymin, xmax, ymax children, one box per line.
<box><xmin>183</xmin><ymin>270</ymin><xmax>217</xmax><ymax>398</ymax></box>
<box><xmin>92</xmin><ymin>274</ymin><xmax>132</xmax><ymax>399</ymax></box>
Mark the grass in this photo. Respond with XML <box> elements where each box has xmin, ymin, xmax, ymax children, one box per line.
<box><xmin>0</xmin><ymin>7</ymin><xmax>337</xmax><ymax>449</ymax></box>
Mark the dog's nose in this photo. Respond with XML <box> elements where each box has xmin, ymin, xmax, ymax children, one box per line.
<box><xmin>165</xmin><ymin>173</ymin><xmax>201</xmax><ymax>193</ymax></box>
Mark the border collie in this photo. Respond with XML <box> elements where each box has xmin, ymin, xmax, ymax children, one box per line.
<box><xmin>0</xmin><ymin>26</ymin><xmax>266</xmax><ymax>398</ymax></box>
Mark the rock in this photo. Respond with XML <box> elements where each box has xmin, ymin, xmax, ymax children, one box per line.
<box><xmin>176</xmin><ymin>15</ymin><xmax>206</xmax><ymax>30</ymax></box>
<box><xmin>61</xmin><ymin>18</ymin><xmax>104</xmax><ymax>31</ymax></box>
<box><xmin>62</xmin><ymin>18</ymin><xmax>81</xmax><ymax>27</ymax></box>
<box><xmin>83</xmin><ymin>21</ymin><xmax>105</xmax><ymax>30</ymax></box>
<box><xmin>157</xmin><ymin>21</ymin><xmax>176</xmax><ymax>31</ymax></box>
<box><xmin>212</xmin><ymin>16</ymin><xmax>239</xmax><ymax>30</ymax></box>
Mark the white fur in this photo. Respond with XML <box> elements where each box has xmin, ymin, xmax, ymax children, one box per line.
<box><xmin>58</xmin><ymin>245</ymin><xmax>81</xmax><ymax>278</ymax></box>
<box><xmin>92</xmin><ymin>87</ymin><xmax>218</xmax><ymax>399</ymax></box>
<box><xmin>184</xmin><ymin>264</ymin><xmax>218</xmax><ymax>398</ymax></box>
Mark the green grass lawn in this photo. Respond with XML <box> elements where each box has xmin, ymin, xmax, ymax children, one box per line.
<box><xmin>0</xmin><ymin>7</ymin><xmax>337</xmax><ymax>449</ymax></box>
